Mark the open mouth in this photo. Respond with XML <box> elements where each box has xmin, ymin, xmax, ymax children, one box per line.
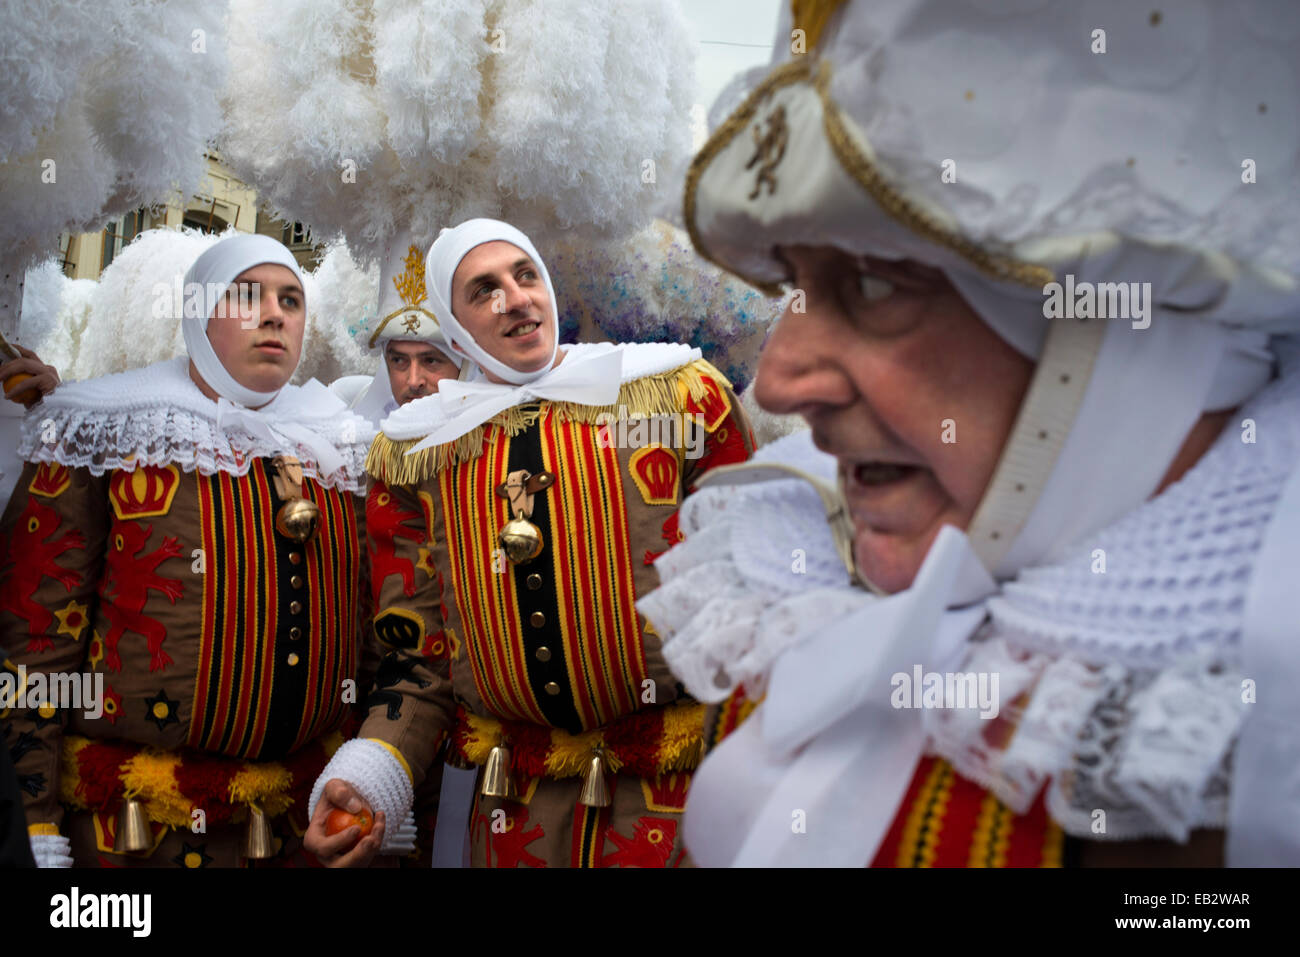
<box><xmin>505</xmin><ymin>321</ymin><xmax>540</xmax><ymax>339</ymax></box>
<box><xmin>851</xmin><ymin>462</ymin><xmax>921</xmax><ymax>486</ymax></box>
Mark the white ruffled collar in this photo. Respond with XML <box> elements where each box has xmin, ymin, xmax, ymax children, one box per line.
<box><xmin>18</xmin><ymin>356</ymin><xmax>374</xmax><ymax>491</ymax></box>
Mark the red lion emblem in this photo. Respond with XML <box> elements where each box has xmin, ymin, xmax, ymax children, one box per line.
<box><xmin>98</xmin><ymin>521</ymin><xmax>184</xmax><ymax>672</ymax></box>
<box><xmin>367</xmin><ymin>483</ymin><xmax>423</xmax><ymax>600</ymax></box>
<box><xmin>0</xmin><ymin>497</ymin><xmax>85</xmax><ymax>653</ymax></box>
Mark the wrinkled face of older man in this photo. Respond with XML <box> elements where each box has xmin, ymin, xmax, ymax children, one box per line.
<box><xmin>450</xmin><ymin>240</ymin><xmax>554</xmax><ymax>381</ymax></box>
<box><xmin>754</xmin><ymin>247</ymin><xmax>1034</xmax><ymax>594</ymax></box>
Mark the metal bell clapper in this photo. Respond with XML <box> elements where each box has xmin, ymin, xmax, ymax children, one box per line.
<box><xmin>275</xmin><ymin>497</ymin><xmax>321</xmax><ymax>543</ymax></box>
<box><xmin>578</xmin><ymin>748</ymin><xmax>611</xmax><ymax>808</ymax></box>
<box><xmin>498</xmin><ymin>514</ymin><xmax>544</xmax><ymax>565</ymax></box>
<box><xmin>495</xmin><ymin>469</ymin><xmax>553</xmax><ymax>565</ymax></box>
<box><xmin>481</xmin><ymin>742</ymin><xmax>517</xmax><ymax>800</ymax></box>
<box><xmin>115</xmin><ymin>795</ymin><xmax>151</xmax><ymax>853</ymax></box>
<box><xmin>272</xmin><ymin>456</ymin><xmax>321</xmax><ymax>543</ymax></box>
<box><xmin>244</xmin><ymin>803</ymin><xmax>275</xmax><ymax>860</ymax></box>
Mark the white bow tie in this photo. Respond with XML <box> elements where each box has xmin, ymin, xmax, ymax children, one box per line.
<box><xmin>684</xmin><ymin>526</ymin><xmax>998</xmax><ymax>867</ymax></box>
<box><xmin>215</xmin><ymin>397</ymin><xmax>345</xmax><ymax>477</ymax></box>
<box><xmin>407</xmin><ymin>348</ymin><xmax>625</xmax><ymax>453</ymax></box>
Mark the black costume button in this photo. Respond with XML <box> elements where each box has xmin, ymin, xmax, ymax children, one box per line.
<box><xmin>289</xmin><ymin>626</ymin><xmax>302</xmax><ymax>640</ymax></box>
<box><xmin>290</xmin><ymin>575</ymin><xmax>304</xmax><ymax>589</ymax></box>
<box><xmin>544</xmin><ymin>681</ymin><xmax>561</xmax><ymax>696</ymax></box>
<box><xmin>289</xmin><ymin>600</ymin><xmax>303</xmax><ymax>614</ymax></box>
<box><xmin>530</xmin><ymin>611</ymin><xmax>546</xmax><ymax>628</ymax></box>
<box><xmin>535</xmin><ymin>646</ymin><xmax>552</xmax><ymax>662</ymax></box>
<box><xmin>526</xmin><ymin>574</ymin><xmax>543</xmax><ymax>590</ymax></box>
<box><xmin>289</xmin><ymin>552</ymin><xmax>302</xmax><ymax>565</ymax></box>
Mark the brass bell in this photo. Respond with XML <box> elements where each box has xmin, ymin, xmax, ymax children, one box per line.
<box><xmin>480</xmin><ymin>743</ymin><xmax>517</xmax><ymax>800</ymax></box>
<box><xmin>244</xmin><ymin>803</ymin><xmax>275</xmax><ymax>860</ymax></box>
<box><xmin>275</xmin><ymin>498</ymin><xmax>321</xmax><ymax>543</ymax></box>
<box><xmin>115</xmin><ymin>795</ymin><xmax>151</xmax><ymax>853</ymax></box>
<box><xmin>578</xmin><ymin>750</ymin><xmax>611</xmax><ymax>808</ymax></box>
<box><xmin>498</xmin><ymin>517</ymin><xmax>543</xmax><ymax>565</ymax></box>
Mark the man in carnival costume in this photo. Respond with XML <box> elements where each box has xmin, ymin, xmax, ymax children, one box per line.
<box><xmin>639</xmin><ymin>0</ymin><xmax>1300</xmax><ymax>866</ymax></box>
<box><xmin>306</xmin><ymin>219</ymin><xmax>756</xmax><ymax>867</ymax></box>
<box><xmin>0</xmin><ymin>233</ymin><xmax>378</xmax><ymax>867</ymax></box>
<box><xmin>330</xmin><ymin>234</ymin><xmax>464</xmax><ymax>426</ymax></box>
<box><xmin>326</xmin><ymin>234</ymin><xmax>473</xmax><ymax>868</ymax></box>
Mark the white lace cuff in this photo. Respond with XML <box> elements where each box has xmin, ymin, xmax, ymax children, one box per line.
<box><xmin>30</xmin><ymin>833</ymin><xmax>73</xmax><ymax>868</ymax></box>
<box><xmin>308</xmin><ymin>739</ymin><xmax>417</xmax><ymax>854</ymax></box>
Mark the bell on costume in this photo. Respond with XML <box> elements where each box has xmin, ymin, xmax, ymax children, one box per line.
<box><xmin>578</xmin><ymin>750</ymin><xmax>611</xmax><ymax>808</ymax></box>
<box><xmin>115</xmin><ymin>796</ymin><xmax>151</xmax><ymax>853</ymax></box>
<box><xmin>481</xmin><ymin>743</ymin><xmax>517</xmax><ymax>800</ymax></box>
<box><xmin>498</xmin><ymin>516</ymin><xmax>543</xmax><ymax>565</ymax></box>
<box><xmin>276</xmin><ymin>498</ymin><xmax>321</xmax><ymax>543</ymax></box>
<box><xmin>244</xmin><ymin>804</ymin><xmax>275</xmax><ymax>860</ymax></box>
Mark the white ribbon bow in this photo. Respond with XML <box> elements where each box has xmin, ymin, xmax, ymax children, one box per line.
<box><xmin>407</xmin><ymin>347</ymin><xmax>625</xmax><ymax>453</ymax></box>
<box><xmin>215</xmin><ymin>398</ymin><xmax>345</xmax><ymax>477</ymax></box>
<box><xmin>683</xmin><ymin>526</ymin><xmax>998</xmax><ymax>867</ymax></box>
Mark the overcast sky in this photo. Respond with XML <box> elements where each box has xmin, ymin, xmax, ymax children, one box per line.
<box><xmin>681</xmin><ymin>0</ymin><xmax>782</xmax><ymax>113</ymax></box>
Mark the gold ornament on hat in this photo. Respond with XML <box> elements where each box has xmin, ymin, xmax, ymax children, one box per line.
<box><xmin>369</xmin><ymin>245</ymin><xmax>441</xmax><ymax>348</ymax></box>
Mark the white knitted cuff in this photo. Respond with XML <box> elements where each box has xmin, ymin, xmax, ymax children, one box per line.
<box><xmin>308</xmin><ymin>739</ymin><xmax>417</xmax><ymax>854</ymax></box>
<box><xmin>30</xmin><ymin>833</ymin><xmax>73</xmax><ymax>868</ymax></box>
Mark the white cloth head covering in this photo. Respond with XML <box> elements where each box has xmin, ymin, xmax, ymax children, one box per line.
<box><xmin>181</xmin><ymin>233</ymin><xmax>306</xmax><ymax>407</ymax></box>
<box><xmin>424</xmin><ymin>218</ymin><xmax>559</xmax><ymax>386</ymax></box>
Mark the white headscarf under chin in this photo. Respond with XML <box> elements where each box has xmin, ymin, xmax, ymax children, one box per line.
<box><xmin>424</xmin><ymin>219</ymin><xmax>559</xmax><ymax>385</ymax></box>
<box><xmin>181</xmin><ymin>234</ymin><xmax>307</xmax><ymax>407</ymax></box>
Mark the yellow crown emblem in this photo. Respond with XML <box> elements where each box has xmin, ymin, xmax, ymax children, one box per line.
<box><xmin>392</xmin><ymin>245</ymin><xmax>427</xmax><ymax>309</ymax></box>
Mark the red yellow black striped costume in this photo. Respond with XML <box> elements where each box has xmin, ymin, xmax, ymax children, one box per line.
<box><xmin>705</xmin><ymin>687</ymin><xmax>1064</xmax><ymax>867</ymax></box>
<box><xmin>362</xmin><ymin>356</ymin><xmax>754</xmax><ymax>867</ymax></box>
<box><xmin>0</xmin><ymin>455</ymin><xmax>369</xmax><ymax>867</ymax></box>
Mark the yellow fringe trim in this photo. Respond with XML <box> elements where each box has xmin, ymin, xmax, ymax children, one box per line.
<box><xmin>458</xmin><ymin>702</ymin><xmax>707</xmax><ymax>780</ymax></box>
<box><xmin>366</xmin><ymin>359</ymin><xmax>731</xmax><ymax>485</ymax></box>
<box><xmin>60</xmin><ymin>733</ymin><xmax>344</xmax><ymax>829</ymax></box>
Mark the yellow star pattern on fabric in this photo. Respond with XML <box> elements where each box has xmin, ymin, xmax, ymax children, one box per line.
<box><xmin>54</xmin><ymin>600</ymin><xmax>91</xmax><ymax>642</ymax></box>
<box><xmin>87</xmin><ymin>631</ymin><xmax>104</xmax><ymax>670</ymax></box>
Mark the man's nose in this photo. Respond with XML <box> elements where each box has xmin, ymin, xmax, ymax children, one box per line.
<box><xmin>500</xmin><ymin>277</ymin><xmax>533</xmax><ymax>315</ymax></box>
<box><xmin>259</xmin><ymin>289</ymin><xmax>285</xmax><ymax>327</ymax></box>
<box><xmin>753</xmin><ymin>301</ymin><xmax>856</xmax><ymax>416</ymax></box>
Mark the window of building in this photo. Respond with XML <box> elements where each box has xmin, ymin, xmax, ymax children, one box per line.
<box><xmin>101</xmin><ymin>208</ymin><xmax>148</xmax><ymax>269</ymax></box>
<box><xmin>282</xmin><ymin>222</ymin><xmax>312</xmax><ymax>248</ymax></box>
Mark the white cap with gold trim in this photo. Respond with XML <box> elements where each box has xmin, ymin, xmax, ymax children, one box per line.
<box><xmin>364</xmin><ymin>232</ymin><xmax>461</xmax><ymax>361</ymax></box>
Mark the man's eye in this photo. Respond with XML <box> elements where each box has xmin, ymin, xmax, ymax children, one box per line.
<box><xmin>519</xmin><ymin>269</ymin><xmax>537</xmax><ymax>281</ymax></box>
<box><xmin>857</xmin><ymin>274</ymin><xmax>894</xmax><ymax>303</ymax></box>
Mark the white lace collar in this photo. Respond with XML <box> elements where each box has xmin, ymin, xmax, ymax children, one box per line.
<box><xmin>18</xmin><ymin>356</ymin><xmax>374</xmax><ymax>491</ymax></box>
